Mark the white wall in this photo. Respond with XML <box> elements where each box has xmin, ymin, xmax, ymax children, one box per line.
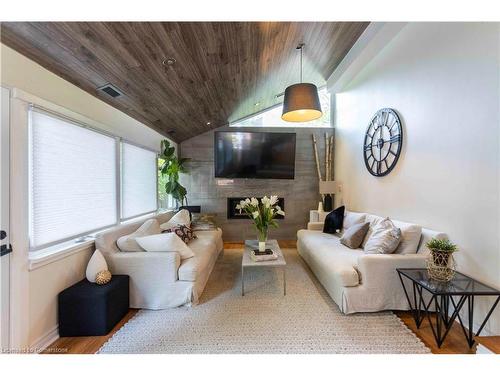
<box><xmin>333</xmin><ymin>23</ymin><xmax>500</xmax><ymax>334</ymax></box>
<box><xmin>1</xmin><ymin>43</ymin><xmax>175</xmax><ymax>349</ymax></box>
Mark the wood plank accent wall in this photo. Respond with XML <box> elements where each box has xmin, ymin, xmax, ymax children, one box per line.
<box><xmin>1</xmin><ymin>22</ymin><xmax>368</xmax><ymax>142</ymax></box>
<box><xmin>180</xmin><ymin>126</ymin><xmax>332</xmax><ymax>241</ymax></box>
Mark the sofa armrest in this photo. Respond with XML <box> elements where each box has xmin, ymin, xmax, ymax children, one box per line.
<box><xmin>307</xmin><ymin>221</ymin><xmax>324</xmax><ymax>231</ymax></box>
<box><xmin>356</xmin><ymin>253</ymin><xmax>427</xmax><ymax>286</ymax></box>
<box><xmin>106</xmin><ymin>251</ymin><xmax>181</xmax><ymax>283</ymax></box>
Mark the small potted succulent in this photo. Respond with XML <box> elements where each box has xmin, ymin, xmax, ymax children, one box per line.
<box><xmin>426</xmin><ymin>238</ymin><xmax>457</xmax><ymax>267</ymax></box>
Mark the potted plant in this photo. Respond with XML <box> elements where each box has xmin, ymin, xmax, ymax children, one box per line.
<box><xmin>426</xmin><ymin>238</ymin><xmax>458</xmax><ymax>267</ymax></box>
<box><xmin>236</xmin><ymin>196</ymin><xmax>285</xmax><ymax>253</ymax></box>
<box><xmin>159</xmin><ymin>139</ymin><xmax>190</xmax><ymax>207</ymax></box>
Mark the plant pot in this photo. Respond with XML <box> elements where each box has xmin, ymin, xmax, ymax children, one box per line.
<box><xmin>431</xmin><ymin>249</ymin><xmax>451</xmax><ymax>267</ymax></box>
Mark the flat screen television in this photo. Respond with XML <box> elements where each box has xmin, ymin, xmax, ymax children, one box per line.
<box><xmin>214</xmin><ymin>131</ymin><xmax>296</xmax><ymax>179</ymax></box>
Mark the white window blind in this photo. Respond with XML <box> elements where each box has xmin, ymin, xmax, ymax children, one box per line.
<box><xmin>121</xmin><ymin>142</ymin><xmax>157</xmax><ymax>219</ymax></box>
<box><xmin>30</xmin><ymin>110</ymin><xmax>118</xmax><ymax>250</ymax></box>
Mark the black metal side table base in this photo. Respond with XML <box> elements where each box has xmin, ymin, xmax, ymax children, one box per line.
<box><xmin>397</xmin><ymin>269</ymin><xmax>500</xmax><ymax>349</ymax></box>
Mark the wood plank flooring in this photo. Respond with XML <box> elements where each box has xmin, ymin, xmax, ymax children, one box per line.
<box><xmin>45</xmin><ymin>242</ymin><xmax>481</xmax><ymax>354</ymax></box>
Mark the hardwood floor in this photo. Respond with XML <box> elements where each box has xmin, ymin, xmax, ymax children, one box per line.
<box><xmin>45</xmin><ymin>242</ymin><xmax>480</xmax><ymax>354</ymax></box>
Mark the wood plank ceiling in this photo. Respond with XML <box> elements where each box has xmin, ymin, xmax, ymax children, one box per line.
<box><xmin>1</xmin><ymin>22</ymin><xmax>368</xmax><ymax>142</ymax></box>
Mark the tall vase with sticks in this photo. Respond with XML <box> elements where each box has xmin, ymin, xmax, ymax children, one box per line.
<box><xmin>313</xmin><ymin>131</ymin><xmax>335</xmax><ymax>211</ymax></box>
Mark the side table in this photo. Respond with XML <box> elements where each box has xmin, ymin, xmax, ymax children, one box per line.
<box><xmin>397</xmin><ymin>268</ymin><xmax>500</xmax><ymax>348</ymax></box>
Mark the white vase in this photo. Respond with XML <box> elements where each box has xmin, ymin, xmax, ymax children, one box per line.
<box><xmin>258</xmin><ymin>241</ymin><xmax>266</xmax><ymax>253</ymax></box>
<box><xmin>318</xmin><ymin>201</ymin><xmax>324</xmax><ymax>212</ymax></box>
<box><xmin>86</xmin><ymin>249</ymin><xmax>108</xmax><ymax>283</ymax></box>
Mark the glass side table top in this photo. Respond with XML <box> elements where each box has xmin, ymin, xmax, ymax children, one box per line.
<box><xmin>397</xmin><ymin>268</ymin><xmax>500</xmax><ymax>296</ymax></box>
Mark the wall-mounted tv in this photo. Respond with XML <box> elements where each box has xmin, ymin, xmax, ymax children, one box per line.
<box><xmin>214</xmin><ymin>131</ymin><xmax>296</xmax><ymax>179</ymax></box>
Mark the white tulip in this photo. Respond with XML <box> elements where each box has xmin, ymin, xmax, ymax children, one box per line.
<box><xmin>251</xmin><ymin>197</ymin><xmax>259</xmax><ymax>206</ymax></box>
<box><xmin>252</xmin><ymin>211</ymin><xmax>259</xmax><ymax>219</ymax></box>
<box><xmin>277</xmin><ymin>209</ymin><xmax>285</xmax><ymax>216</ymax></box>
<box><xmin>270</xmin><ymin>195</ymin><xmax>279</xmax><ymax>205</ymax></box>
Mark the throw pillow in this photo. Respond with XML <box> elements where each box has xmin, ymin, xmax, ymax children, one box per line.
<box><xmin>340</xmin><ymin>222</ymin><xmax>370</xmax><ymax>249</ymax></box>
<box><xmin>160</xmin><ymin>209</ymin><xmax>191</xmax><ymax>231</ymax></box>
<box><xmin>86</xmin><ymin>249</ymin><xmax>108</xmax><ymax>283</ymax></box>
<box><xmin>394</xmin><ymin>223</ymin><xmax>422</xmax><ymax>254</ymax></box>
<box><xmin>343</xmin><ymin>211</ymin><xmax>367</xmax><ymax>230</ymax></box>
<box><xmin>162</xmin><ymin>224</ymin><xmax>197</xmax><ymax>244</ymax></box>
<box><xmin>136</xmin><ymin>232</ymin><xmax>195</xmax><ymax>260</ymax></box>
<box><xmin>116</xmin><ymin>218</ymin><xmax>161</xmax><ymax>252</ymax></box>
<box><xmin>361</xmin><ymin>215</ymin><xmax>385</xmax><ymax>248</ymax></box>
<box><xmin>363</xmin><ymin>218</ymin><xmax>402</xmax><ymax>254</ymax></box>
<box><xmin>323</xmin><ymin>205</ymin><xmax>345</xmax><ymax>234</ymax></box>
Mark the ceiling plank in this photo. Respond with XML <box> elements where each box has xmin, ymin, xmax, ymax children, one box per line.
<box><xmin>1</xmin><ymin>22</ymin><xmax>368</xmax><ymax>142</ymax></box>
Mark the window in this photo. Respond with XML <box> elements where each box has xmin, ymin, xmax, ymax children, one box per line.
<box><xmin>229</xmin><ymin>87</ymin><xmax>331</xmax><ymax>128</ymax></box>
<box><xmin>121</xmin><ymin>142</ymin><xmax>158</xmax><ymax>219</ymax></box>
<box><xmin>29</xmin><ymin>110</ymin><xmax>118</xmax><ymax>250</ymax></box>
<box><xmin>29</xmin><ymin>108</ymin><xmax>161</xmax><ymax>251</ymax></box>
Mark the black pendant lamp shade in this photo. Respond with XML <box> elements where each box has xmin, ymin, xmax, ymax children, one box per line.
<box><xmin>281</xmin><ymin>83</ymin><xmax>322</xmax><ymax>122</ymax></box>
<box><xmin>282</xmin><ymin>43</ymin><xmax>322</xmax><ymax>123</ymax></box>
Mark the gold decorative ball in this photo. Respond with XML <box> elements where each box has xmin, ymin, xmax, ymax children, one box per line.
<box><xmin>95</xmin><ymin>270</ymin><xmax>112</xmax><ymax>285</ymax></box>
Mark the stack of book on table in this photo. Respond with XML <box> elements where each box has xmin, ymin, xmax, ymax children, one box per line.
<box><xmin>250</xmin><ymin>248</ymin><xmax>278</xmax><ymax>262</ymax></box>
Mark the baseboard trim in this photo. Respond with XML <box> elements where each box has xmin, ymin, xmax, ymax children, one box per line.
<box><xmin>30</xmin><ymin>325</ymin><xmax>59</xmax><ymax>353</ymax></box>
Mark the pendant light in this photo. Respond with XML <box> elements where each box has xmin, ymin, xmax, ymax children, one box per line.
<box><xmin>281</xmin><ymin>43</ymin><xmax>322</xmax><ymax>122</ymax></box>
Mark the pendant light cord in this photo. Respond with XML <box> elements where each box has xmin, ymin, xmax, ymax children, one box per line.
<box><xmin>300</xmin><ymin>44</ymin><xmax>303</xmax><ymax>83</ymax></box>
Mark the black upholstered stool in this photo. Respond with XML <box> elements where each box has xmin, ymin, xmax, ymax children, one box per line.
<box><xmin>58</xmin><ymin>275</ymin><xmax>129</xmax><ymax>337</ymax></box>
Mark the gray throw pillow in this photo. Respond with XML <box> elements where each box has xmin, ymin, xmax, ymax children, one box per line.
<box><xmin>340</xmin><ymin>222</ymin><xmax>370</xmax><ymax>249</ymax></box>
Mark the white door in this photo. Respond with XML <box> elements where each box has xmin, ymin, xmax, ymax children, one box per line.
<box><xmin>0</xmin><ymin>86</ymin><xmax>11</xmax><ymax>351</ymax></box>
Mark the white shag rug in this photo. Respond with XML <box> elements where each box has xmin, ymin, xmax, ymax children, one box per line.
<box><xmin>99</xmin><ymin>247</ymin><xmax>429</xmax><ymax>354</ymax></box>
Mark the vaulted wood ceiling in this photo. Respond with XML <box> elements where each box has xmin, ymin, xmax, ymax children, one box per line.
<box><xmin>1</xmin><ymin>22</ymin><xmax>368</xmax><ymax>142</ymax></box>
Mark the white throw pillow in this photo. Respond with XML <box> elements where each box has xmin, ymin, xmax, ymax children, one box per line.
<box><xmin>394</xmin><ymin>223</ymin><xmax>422</xmax><ymax>254</ymax></box>
<box><xmin>86</xmin><ymin>249</ymin><xmax>108</xmax><ymax>282</ymax></box>
<box><xmin>361</xmin><ymin>215</ymin><xmax>385</xmax><ymax>248</ymax></box>
<box><xmin>136</xmin><ymin>232</ymin><xmax>195</xmax><ymax>260</ymax></box>
<box><xmin>117</xmin><ymin>218</ymin><xmax>161</xmax><ymax>252</ymax></box>
<box><xmin>364</xmin><ymin>218</ymin><xmax>402</xmax><ymax>254</ymax></box>
<box><xmin>343</xmin><ymin>211</ymin><xmax>367</xmax><ymax>230</ymax></box>
<box><xmin>160</xmin><ymin>209</ymin><xmax>191</xmax><ymax>231</ymax></box>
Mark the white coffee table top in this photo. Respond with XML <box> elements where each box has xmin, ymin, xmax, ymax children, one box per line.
<box><xmin>242</xmin><ymin>239</ymin><xmax>286</xmax><ymax>268</ymax></box>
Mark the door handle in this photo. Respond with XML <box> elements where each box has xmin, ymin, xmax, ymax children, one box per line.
<box><xmin>0</xmin><ymin>244</ymin><xmax>12</xmax><ymax>256</ymax></box>
<box><xmin>0</xmin><ymin>229</ymin><xmax>12</xmax><ymax>256</ymax></box>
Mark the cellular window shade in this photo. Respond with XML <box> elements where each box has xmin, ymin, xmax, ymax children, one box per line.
<box><xmin>30</xmin><ymin>110</ymin><xmax>117</xmax><ymax>249</ymax></box>
<box><xmin>121</xmin><ymin>143</ymin><xmax>157</xmax><ymax>219</ymax></box>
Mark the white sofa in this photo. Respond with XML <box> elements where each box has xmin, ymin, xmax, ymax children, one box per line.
<box><xmin>95</xmin><ymin>211</ymin><xmax>223</xmax><ymax>309</ymax></box>
<box><xmin>297</xmin><ymin>211</ymin><xmax>447</xmax><ymax>314</ymax></box>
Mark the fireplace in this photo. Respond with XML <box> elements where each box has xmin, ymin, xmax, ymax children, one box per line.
<box><xmin>227</xmin><ymin>197</ymin><xmax>285</xmax><ymax>220</ymax></box>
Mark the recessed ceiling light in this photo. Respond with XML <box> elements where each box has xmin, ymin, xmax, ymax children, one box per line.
<box><xmin>206</xmin><ymin>121</ymin><xmax>211</xmax><ymax>125</ymax></box>
<box><xmin>162</xmin><ymin>58</ymin><xmax>176</xmax><ymax>66</ymax></box>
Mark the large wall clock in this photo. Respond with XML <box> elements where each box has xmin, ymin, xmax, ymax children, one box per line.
<box><xmin>363</xmin><ymin>108</ymin><xmax>403</xmax><ymax>177</ymax></box>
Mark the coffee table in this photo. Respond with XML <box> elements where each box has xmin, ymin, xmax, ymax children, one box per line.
<box><xmin>242</xmin><ymin>239</ymin><xmax>286</xmax><ymax>296</ymax></box>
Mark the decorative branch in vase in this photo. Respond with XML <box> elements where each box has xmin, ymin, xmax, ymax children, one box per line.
<box><xmin>236</xmin><ymin>196</ymin><xmax>285</xmax><ymax>254</ymax></box>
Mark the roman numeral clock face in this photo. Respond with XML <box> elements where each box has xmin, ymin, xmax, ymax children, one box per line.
<box><xmin>363</xmin><ymin>108</ymin><xmax>403</xmax><ymax>177</ymax></box>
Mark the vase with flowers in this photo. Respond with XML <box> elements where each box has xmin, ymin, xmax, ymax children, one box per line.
<box><xmin>236</xmin><ymin>196</ymin><xmax>285</xmax><ymax>253</ymax></box>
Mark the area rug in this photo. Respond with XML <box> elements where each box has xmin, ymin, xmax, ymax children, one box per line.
<box><xmin>98</xmin><ymin>247</ymin><xmax>430</xmax><ymax>354</ymax></box>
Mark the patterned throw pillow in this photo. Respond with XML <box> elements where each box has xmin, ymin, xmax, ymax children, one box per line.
<box><xmin>162</xmin><ymin>224</ymin><xmax>197</xmax><ymax>244</ymax></box>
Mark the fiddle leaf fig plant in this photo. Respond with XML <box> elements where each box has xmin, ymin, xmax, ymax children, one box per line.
<box><xmin>159</xmin><ymin>139</ymin><xmax>190</xmax><ymax>206</ymax></box>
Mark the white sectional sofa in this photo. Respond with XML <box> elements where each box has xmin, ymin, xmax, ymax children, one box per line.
<box><xmin>95</xmin><ymin>211</ymin><xmax>223</xmax><ymax>309</ymax></box>
<box><xmin>297</xmin><ymin>211</ymin><xmax>447</xmax><ymax>314</ymax></box>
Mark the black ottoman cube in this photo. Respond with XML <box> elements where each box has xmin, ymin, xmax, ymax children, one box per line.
<box><xmin>58</xmin><ymin>275</ymin><xmax>129</xmax><ymax>337</ymax></box>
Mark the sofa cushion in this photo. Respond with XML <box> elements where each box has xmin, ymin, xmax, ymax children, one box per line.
<box><xmin>323</xmin><ymin>205</ymin><xmax>345</xmax><ymax>234</ymax></box>
<box><xmin>116</xmin><ymin>219</ymin><xmax>161</xmax><ymax>252</ymax></box>
<box><xmin>361</xmin><ymin>214</ymin><xmax>384</xmax><ymax>248</ymax></box>
<box><xmin>343</xmin><ymin>211</ymin><xmax>366</xmax><ymax>230</ymax></box>
<box><xmin>160</xmin><ymin>209</ymin><xmax>191</xmax><ymax>231</ymax></box>
<box><xmin>340</xmin><ymin>222</ymin><xmax>370</xmax><ymax>249</ymax></box>
<box><xmin>364</xmin><ymin>218</ymin><xmax>402</xmax><ymax>254</ymax></box>
<box><xmin>136</xmin><ymin>232</ymin><xmax>195</xmax><ymax>260</ymax></box>
<box><xmin>392</xmin><ymin>220</ymin><xmax>422</xmax><ymax>254</ymax></box>
<box><xmin>297</xmin><ymin>230</ymin><xmax>362</xmax><ymax>287</ymax></box>
<box><xmin>178</xmin><ymin>229</ymin><xmax>221</xmax><ymax>282</ymax></box>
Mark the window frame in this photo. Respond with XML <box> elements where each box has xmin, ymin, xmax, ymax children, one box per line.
<box><xmin>28</xmin><ymin>105</ymin><xmax>162</xmax><ymax>252</ymax></box>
